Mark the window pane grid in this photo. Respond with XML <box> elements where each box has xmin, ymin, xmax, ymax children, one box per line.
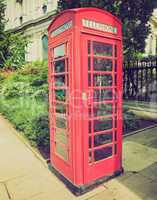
<box><xmin>88</xmin><ymin>40</ymin><xmax>118</xmax><ymax>163</ymax></box>
<box><xmin>52</xmin><ymin>43</ymin><xmax>70</xmax><ymax>162</ymax></box>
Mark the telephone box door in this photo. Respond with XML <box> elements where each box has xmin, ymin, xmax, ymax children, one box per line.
<box><xmin>81</xmin><ymin>34</ymin><xmax>123</xmax><ymax>184</ymax></box>
<box><xmin>49</xmin><ymin>35</ymin><xmax>73</xmax><ymax>181</ymax></box>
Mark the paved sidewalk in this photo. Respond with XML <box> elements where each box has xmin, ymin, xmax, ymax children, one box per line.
<box><xmin>0</xmin><ymin>115</ymin><xmax>157</xmax><ymax>200</ymax></box>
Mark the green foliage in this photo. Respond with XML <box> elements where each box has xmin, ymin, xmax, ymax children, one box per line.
<box><xmin>25</xmin><ymin>114</ymin><xmax>49</xmax><ymax>148</ymax></box>
<box><xmin>57</xmin><ymin>0</ymin><xmax>157</xmax><ymax>59</ymax></box>
<box><xmin>0</xmin><ymin>61</ymin><xmax>49</xmax><ymax>150</ymax></box>
<box><xmin>0</xmin><ymin>1</ymin><xmax>29</xmax><ymax>69</ymax></box>
<box><xmin>0</xmin><ymin>0</ymin><xmax>9</xmax><ymax>68</ymax></box>
<box><xmin>4</xmin><ymin>33</ymin><xmax>29</xmax><ymax>69</ymax></box>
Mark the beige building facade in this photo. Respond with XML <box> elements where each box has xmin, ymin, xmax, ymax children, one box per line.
<box><xmin>145</xmin><ymin>9</ymin><xmax>157</xmax><ymax>56</ymax></box>
<box><xmin>4</xmin><ymin>1</ymin><xmax>157</xmax><ymax>61</ymax></box>
<box><xmin>5</xmin><ymin>0</ymin><xmax>58</xmax><ymax>61</ymax></box>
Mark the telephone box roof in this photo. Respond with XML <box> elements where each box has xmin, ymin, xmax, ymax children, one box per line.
<box><xmin>48</xmin><ymin>7</ymin><xmax>122</xmax><ymax>31</ymax></box>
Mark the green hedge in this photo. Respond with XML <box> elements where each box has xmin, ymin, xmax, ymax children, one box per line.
<box><xmin>0</xmin><ymin>61</ymin><xmax>139</xmax><ymax>154</ymax></box>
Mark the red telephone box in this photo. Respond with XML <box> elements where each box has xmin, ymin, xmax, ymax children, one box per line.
<box><xmin>48</xmin><ymin>8</ymin><xmax>123</xmax><ymax>194</ymax></box>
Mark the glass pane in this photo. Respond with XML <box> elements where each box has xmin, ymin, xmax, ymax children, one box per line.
<box><xmin>114</xmin><ymin>144</ymin><xmax>117</xmax><ymax>154</ymax></box>
<box><xmin>55</xmin><ymin>75</ymin><xmax>65</xmax><ymax>87</ymax></box>
<box><xmin>55</xmin><ymin>90</ymin><xmax>66</xmax><ymax>101</ymax></box>
<box><xmin>56</xmin><ymin>116</ymin><xmax>67</xmax><ymax>129</ymax></box>
<box><xmin>88</xmin><ymin>57</ymin><xmax>91</xmax><ymax>71</ymax></box>
<box><xmin>115</xmin><ymin>45</ymin><xmax>117</xmax><ymax>57</ymax></box>
<box><xmin>115</xmin><ymin>131</ymin><xmax>117</xmax><ymax>141</ymax></box>
<box><xmin>94</xmin><ymin>146</ymin><xmax>112</xmax><ymax>161</ymax></box>
<box><xmin>94</xmin><ymin>89</ymin><xmax>113</xmax><ymax>102</ymax></box>
<box><xmin>89</xmin><ymin>121</ymin><xmax>92</xmax><ymax>133</ymax></box>
<box><xmin>55</xmin><ymin>129</ymin><xmax>68</xmax><ymax>145</ymax></box>
<box><xmin>93</xmin><ymin>41</ymin><xmax>112</xmax><ymax>57</ymax></box>
<box><xmin>88</xmin><ymin>73</ymin><xmax>91</xmax><ymax>86</ymax></box>
<box><xmin>94</xmin><ymin>118</ymin><xmax>112</xmax><ymax>132</ymax></box>
<box><xmin>88</xmin><ymin>106</ymin><xmax>92</xmax><ymax>118</ymax></box>
<box><xmin>55</xmin><ymin>143</ymin><xmax>68</xmax><ymax>160</ymax></box>
<box><xmin>88</xmin><ymin>41</ymin><xmax>91</xmax><ymax>54</ymax></box>
<box><xmin>89</xmin><ymin>136</ymin><xmax>92</xmax><ymax>148</ymax></box>
<box><xmin>54</xmin><ymin>60</ymin><xmax>65</xmax><ymax>73</ymax></box>
<box><xmin>94</xmin><ymin>104</ymin><xmax>112</xmax><ymax>117</ymax></box>
<box><xmin>54</xmin><ymin>44</ymin><xmax>65</xmax><ymax>58</ymax></box>
<box><xmin>94</xmin><ymin>133</ymin><xmax>113</xmax><ymax>147</ymax></box>
<box><xmin>114</xmin><ymin>74</ymin><xmax>117</xmax><ymax>86</ymax></box>
<box><xmin>94</xmin><ymin>58</ymin><xmax>112</xmax><ymax>71</ymax></box>
<box><xmin>89</xmin><ymin>151</ymin><xmax>92</xmax><ymax>163</ymax></box>
<box><xmin>56</xmin><ymin>103</ymin><xmax>66</xmax><ymax>114</ymax></box>
<box><xmin>93</xmin><ymin>74</ymin><xmax>112</xmax><ymax>86</ymax></box>
<box><xmin>115</xmin><ymin>60</ymin><xmax>117</xmax><ymax>72</ymax></box>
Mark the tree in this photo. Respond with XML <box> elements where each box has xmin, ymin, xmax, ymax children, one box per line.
<box><xmin>4</xmin><ymin>33</ymin><xmax>29</xmax><ymax>69</ymax></box>
<box><xmin>0</xmin><ymin>0</ymin><xmax>9</xmax><ymax>68</ymax></box>
<box><xmin>57</xmin><ymin>0</ymin><xmax>157</xmax><ymax>59</ymax></box>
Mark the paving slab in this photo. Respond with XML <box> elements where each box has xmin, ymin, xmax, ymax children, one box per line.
<box><xmin>0</xmin><ymin>183</ymin><xmax>10</xmax><ymax>200</ymax></box>
<box><xmin>0</xmin><ymin>115</ymin><xmax>157</xmax><ymax>200</ymax></box>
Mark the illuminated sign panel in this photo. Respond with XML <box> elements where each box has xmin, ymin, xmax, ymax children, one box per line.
<box><xmin>82</xmin><ymin>19</ymin><xmax>117</xmax><ymax>34</ymax></box>
<box><xmin>51</xmin><ymin>21</ymin><xmax>72</xmax><ymax>37</ymax></box>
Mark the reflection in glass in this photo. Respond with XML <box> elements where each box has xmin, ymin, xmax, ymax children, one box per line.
<box><xmin>94</xmin><ymin>133</ymin><xmax>112</xmax><ymax>147</ymax></box>
<box><xmin>56</xmin><ymin>103</ymin><xmax>66</xmax><ymax>114</ymax></box>
<box><xmin>56</xmin><ymin>117</ymin><xmax>66</xmax><ymax>129</ymax></box>
<box><xmin>55</xmin><ymin>75</ymin><xmax>65</xmax><ymax>87</ymax></box>
<box><xmin>94</xmin><ymin>118</ymin><xmax>112</xmax><ymax>132</ymax></box>
<box><xmin>88</xmin><ymin>41</ymin><xmax>91</xmax><ymax>54</ymax></box>
<box><xmin>115</xmin><ymin>45</ymin><xmax>117</xmax><ymax>57</ymax></box>
<box><xmin>88</xmin><ymin>121</ymin><xmax>92</xmax><ymax>133</ymax></box>
<box><xmin>93</xmin><ymin>41</ymin><xmax>112</xmax><ymax>57</ymax></box>
<box><xmin>94</xmin><ymin>89</ymin><xmax>112</xmax><ymax>102</ymax></box>
<box><xmin>94</xmin><ymin>146</ymin><xmax>112</xmax><ymax>161</ymax></box>
<box><xmin>88</xmin><ymin>57</ymin><xmax>91</xmax><ymax>71</ymax></box>
<box><xmin>114</xmin><ymin>144</ymin><xmax>117</xmax><ymax>154</ymax></box>
<box><xmin>94</xmin><ymin>58</ymin><xmax>112</xmax><ymax>71</ymax></box>
<box><xmin>89</xmin><ymin>151</ymin><xmax>92</xmax><ymax>163</ymax></box>
<box><xmin>88</xmin><ymin>73</ymin><xmax>91</xmax><ymax>86</ymax></box>
<box><xmin>115</xmin><ymin>60</ymin><xmax>117</xmax><ymax>72</ymax></box>
<box><xmin>93</xmin><ymin>104</ymin><xmax>112</xmax><ymax>117</ymax></box>
<box><xmin>93</xmin><ymin>74</ymin><xmax>112</xmax><ymax>86</ymax></box>
<box><xmin>54</xmin><ymin>60</ymin><xmax>65</xmax><ymax>73</ymax></box>
<box><xmin>55</xmin><ymin>90</ymin><xmax>66</xmax><ymax>101</ymax></box>
<box><xmin>54</xmin><ymin>44</ymin><xmax>65</xmax><ymax>58</ymax></box>
<box><xmin>115</xmin><ymin>131</ymin><xmax>117</xmax><ymax>141</ymax></box>
<box><xmin>56</xmin><ymin>142</ymin><xmax>68</xmax><ymax>160</ymax></box>
<box><xmin>89</xmin><ymin>133</ymin><xmax>113</xmax><ymax>148</ymax></box>
<box><xmin>55</xmin><ymin>129</ymin><xmax>68</xmax><ymax>145</ymax></box>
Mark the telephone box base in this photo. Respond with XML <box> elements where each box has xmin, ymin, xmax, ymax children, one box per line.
<box><xmin>48</xmin><ymin>164</ymin><xmax>123</xmax><ymax>196</ymax></box>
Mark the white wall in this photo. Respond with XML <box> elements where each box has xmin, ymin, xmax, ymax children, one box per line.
<box><xmin>145</xmin><ymin>9</ymin><xmax>157</xmax><ymax>56</ymax></box>
<box><xmin>5</xmin><ymin>0</ymin><xmax>58</xmax><ymax>61</ymax></box>
<box><xmin>5</xmin><ymin>0</ymin><xmax>58</xmax><ymax>30</ymax></box>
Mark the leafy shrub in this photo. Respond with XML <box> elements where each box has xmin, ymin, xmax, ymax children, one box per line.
<box><xmin>25</xmin><ymin>114</ymin><xmax>49</xmax><ymax>149</ymax></box>
<box><xmin>0</xmin><ymin>61</ymin><xmax>49</xmax><ymax>150</ymax></box>
<box><xmin>4</xmin><ymin>33</ymin><xmax>29</xmax><ymax>70</ymax></box>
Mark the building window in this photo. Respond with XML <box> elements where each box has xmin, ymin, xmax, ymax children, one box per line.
<box><xmin>19</xmin><ymin>16</ymin><xmax>23</xmax><ymax>25</ymax></box>
<box><xmin>16</xmin><ymin>0</ymin><xmax>23</xmax><ymax>4</ymax></box>
<box><xmin>42</xmin><ymin>4</ymin><xmax>47</xmax><ymax>14</ymax></box>
<box><xmin>42</xmin><ymin>35</ymin><xmax>48</xmax><ymax>60</ymax></box>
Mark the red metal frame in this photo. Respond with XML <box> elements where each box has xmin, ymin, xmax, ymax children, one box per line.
<box><xmin>48</xmin><ymin>8</ymin><xmax>123</xmax><ymax>187</ymax></box>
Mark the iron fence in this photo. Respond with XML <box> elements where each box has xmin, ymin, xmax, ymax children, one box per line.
<box><xmin>123</xmin><ymin>57</ymin><xmax>157</xmax><ymax>102</ymax></box>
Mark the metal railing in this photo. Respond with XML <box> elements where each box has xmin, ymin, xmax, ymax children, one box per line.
<box><xmin>123</xmin><ymin>57</ymin><xmax>157</xmax><ymax>102</ymax></box>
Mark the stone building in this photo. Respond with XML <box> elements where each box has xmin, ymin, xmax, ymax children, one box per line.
<box><xmin>5</xmin><ymin>0</ymin><xmax>58</xmax><ymax>62</ymax></box>
<box><xmin>145</xmin><ymin>9</ymin><xmax>157</xmax><ymax>56</ymax></box>
<box><xmin>4</xmin><ymin>1</ymin><xmax>157</xmax><ymax>61</ymax></box>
